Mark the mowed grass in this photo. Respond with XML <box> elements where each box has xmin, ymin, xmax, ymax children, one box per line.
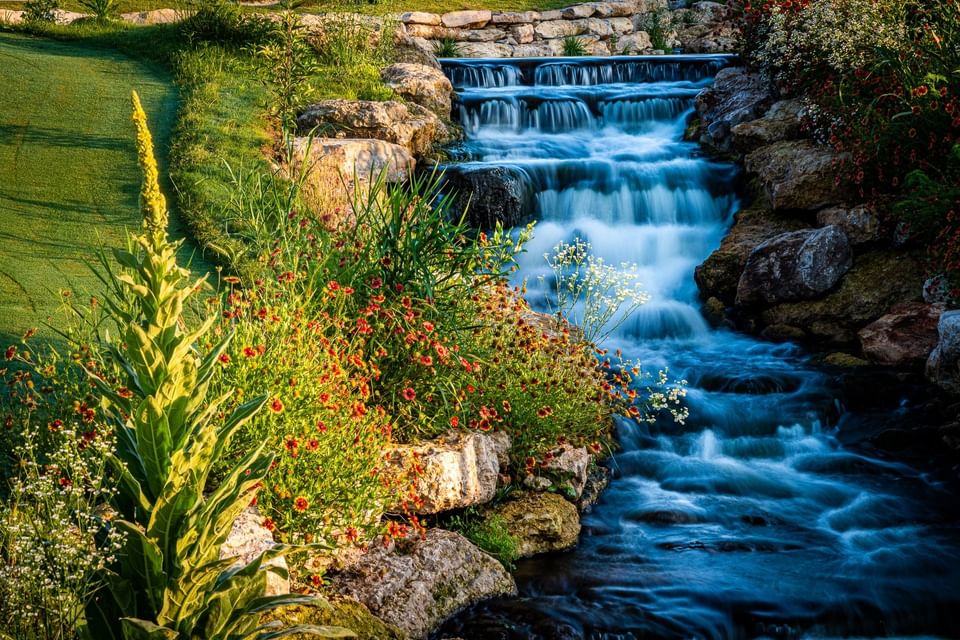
<box><xmin>0</xmin><ymin>33</ymin><xmax>198</xmax><ymax>344</ymax></box>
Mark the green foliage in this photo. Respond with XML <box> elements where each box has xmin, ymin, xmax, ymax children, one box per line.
<box><xmin>638</xmin><ymin>8</ymin><xmax>669</xmax><ymax>50</ymax></box>
<box><xmin>179</xmin><ymin>1</ymin><xmax>278</xmax><ymax>48</ymax></box>
<box><xmin>23</xmin><ymin>0</ymin><xmax>59</xmax><ymax>24</ymax></box>
<box><xmin>432</xmin><ymin>37</ymin><xmax>460</xmax><ymax>58</ymax></box>
<box><xmin>77</xmin><ymin>0</ymin><xmax>117</xmax><ymax>21</ymax></box>
<box><xmin>561</xmin><ymin>36</ymin><xmax>587</xmax><ymax>56</ymax></box>
<box><xmin>253</xmin><ymin>11</ymin><xmax>320</xmax><ymax>132</ymax></box>
<box><xmin>80</xmin><ymin>93</ymin><xmax>349</xmax><ymax>640</ymax></box>
<box><xmin>310</xmin><ymin>14</ymin><xmax>395</xmax><ymax>101</ymax></box>
<box><xmin>447</xmin><ymin>511</ymin><xmax>519</xmax><ymax>570</ymax></box>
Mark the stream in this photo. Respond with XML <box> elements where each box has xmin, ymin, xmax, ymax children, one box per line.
<box><xmin>436</xmin><ymin>55</ymin><xmax>960</xmax><ymax>639</ymax></box>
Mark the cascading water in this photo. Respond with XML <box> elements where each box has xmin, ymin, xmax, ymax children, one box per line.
<box><xmin>437</xmin><ymin>55</ymin><xmax>960</xmax><ymax>639</ymax></box>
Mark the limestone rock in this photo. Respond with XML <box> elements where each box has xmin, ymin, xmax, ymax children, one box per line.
<box><xmin>442</xmin><ymin>165</ymin><xmax>530</xmax><ymax>229</ymax></box>
<box><xmin>457</xmin><ymin>28</ymin><xmax>508</xmax><ymax>42</ymax></box>
<box><xmin>539</xmin><ymin>9</ymin><xmax>563</xmax><ymax>20</ymax></box>
<box><xmin>593</xmin><ymin>2</ymin><xmax>637</xmax><ymax>18</ymax></box>
<box><xmin>119</xmin><ymin>8</ymin><xmax>183</xmax><ymax>24</ymax></box>
<box><xmin>266</xmin><ymin>600</ymin><xmax>404</xmax><ymax>640</ymax></box>
<box><xmin>745</xmin><ymin>140</ymin><xmax>849</xmax><ymax>211</ymax></box>
<box><xmin>485</xmin><ymin>492</ymin><xmax>580</xmax><ymax>558</ymax></box>
<box><xmin>816</xmin><ymin>204</ymin><xmax>882</xmax><ymax>247</ymax></box>
<box><xmin>382</xmin><ymin>430</ymin><xmax>511</xmax><ymax>515</ymax></box>
<box><xmin>927</xmin><ymin>310</ymin><xmax>960</xmax><ymax>395</ymax></box>
<box><xmin>761</xmin><ymin>250</ymin><xmax>925</xmax><ymax>345</ymax></box>
<box><xmin>540</xmin><ymin>446</ymin><xmax>591</xmax><ymax>498</ymax></box>
<box><xmin>492</xmin><ymin>10</ymin><xmax>540</xmax><ymax>24</ymax></box>
<box><xmin>441</xmin><ymin>9</ymin><xmax>492</xmax><ymax>29</ymax></box>
<box><xmin>53</xmin><ymin>9</ymin><xmax>88</xmax><ymax>24</ymax></box>
<box><xmin>296</xmin><ymin>99</ymin><xmax>448</xmax><ymax>157</ymax></box>
<box><xmin>400</xmin><ymin>11</ymin><xmax>441</xmax><ymax>25</ymax></box>
<box><xmin>695</xmin><ymin>206</ymin><xmax>807</xmax><ymax>303</ymax></box>
<box><xmin>562</xmin><ymin>3</ymin><xmax>596</xmax><ymax>18</ymax></box>
<box><xmin>457</xmin><ymin>42</ymin><xmax>514</xmax><ymax>57</ymax></box>
<box><xmin>607</xmin><ymin>16</ymin><xmax>635</xmax><ymax>34</ymax></box>
<box><xmin>1</xmin><ymin>10</ymin><xmax>23</xmax><ymax>23</ymax></box>
<box><xmin>220</xmin><ymin>507</ymin><xmax>288</xmax><ymax>597</ymax></box>
<box><xmin>381</xmin><ymin>63</ymin><xmax>453</xmax><ymax>119</ymax></box>
<box><xmin>332</xmin><ymin>529</ymin><xmax>516</xmax><ymax>639</ymax></box>
<box><xmin>731</xmin><ymin>99</ymin><xmax>804</xmax><ymax>152</ymax></box>
<box><xmin>510</xmin><ymin>23</ymin><xmax>536</xmax><ymax>44</ymax></box>
<box><xmin>858</xmin><ymin>303</ymin><xmax>945</xmax><ymax>367</ymax></box>
<box><xmin>694</xmin><ymin>67</ymin><xmax>772</xmax><ymax>152</ymax></box>
<box><xmin>535</xmin><ymin>19</ymin><xmax>586</xmax><ymax>39</ymax></box>
<box><xmin>736</xmin><ymin>226</ymin><xmax>853</xmax><ymax>306</ymax></box>
<box><xmin>393</xmin><ymin>33</ymin><xmax>442</xmax><ymax>70</ymax></box>
<box><xmin>617</xmin><ymin>31</ymin><xmax>653</xmax><ymax>54</ymax></box>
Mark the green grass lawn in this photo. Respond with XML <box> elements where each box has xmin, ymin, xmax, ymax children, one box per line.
<box><xmin>0</xmin><ymin>33</ymin><xmax>199</xmax><ymax>345</ymax></box>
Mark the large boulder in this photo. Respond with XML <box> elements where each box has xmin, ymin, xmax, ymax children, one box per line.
<box><xmin>731</xmin><ymin>99</ymin><xmax>805</xmax><ymax>152</ymax></box>
<box><xmin>381</xmin><ymin>430</ymin><xmax>511</xmax><ymax>515</ymax></box>
<box><xmin>761</xmin><ymin>250</ymin><xmax>925</xmax><ymax>344</ymax></box>
<box><xmin>744</xmin><ymin>140</ymin><xmax>849</xmax><ymax>211</ymax></box>
<box><xmin>484</xmin><ymin>492</ymin><xmax>580</xmax><ymax>558</ymax></box>
<box><xmin>491</xmin><ymin>10</ymin><xmax>540</xmax><ymax>23</ymax></box>
<box><xmin>380</xmin><ymin>63</ymin><xmax>453</xmax><ymax>119</ymax></box>
<box><xmin>617</xmin><ymin>31</ymin><xmax>653</xmax><ymax>54</ymax></box>
<box><xmin>457</xmin><ymin>42</ymin><xmax>515</xmax><ymax>58</ymax></box>
<box><xmin>266</xmin><ymin>600</ymin><xmax>404</xmax><ymax>640</ymax></box>
<box><xmin>858</xmin><ymin>303</ymin><xmax>945</xmax><ymax>367</ymax></box>
<box><xmin>119</xmin><ymin>8</ymin><xmax>183</xmax><ymax>24</ymax></box>
<box><xmin>694</xmin><ymin>67</ymin><xmax>773</xmax><ymax>153</ymax></box>
<box><xmin>441</xmin><ymin>165</ymin><xmax>530</xmax><ymax>229</ymax></box>
<box><xmin>296</xmin><ymin>100</ymin><xmax>449</xmax><ymax>158</ymax></box>
<box><xmin>695</xmin><ymin>205</ymin><xmax>807</xmax><ymax>303</ymax></box>
<box><xmin>400</xmin><ymin>11</ymin><xmax>441</xmax><ymax>25</ymax></box>
<box><xmin>332</xmin><ymin>529</ymin><xmax>516</xmax><ymax>639</ymax></box>
<box><xmin>535</xmin><ymin>19</ymin><xmax>586</xmax><ymax>39</ymax></box>
<box><xmin>816</xmin><ymin>204</ymin><xmax>883</xmax><ymax>247</ymax></box>
<box><xmin>394</xmin><ymin>33</ymin><xmax>442</xmax><ymax>70</ymax></box>
<box><xmin>220</xmin><ymin>508</ymin><xmax>288</xmax><ymax>597</ymax></box>
<box><xmin>736</xmin><ymin>226</ymin><xmax>853</xmax><ymax>306</ymax></box>
<box><xmin>927</xmin><ymin>310</ymin><xmax>960</xmax><ymax>395</ymax></box>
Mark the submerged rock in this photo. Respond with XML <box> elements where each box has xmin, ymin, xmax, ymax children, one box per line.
<box><xmin>744</xmin><ymin>140</ymin><xmax>848</xmax><ymax>211</ymax></box>
<box><xmin>736</xmin><ymin>226</ymin><xmax>853</xmax><ymax>306</ymax></box>
<box><xmin>484</xmin><ymin>491</ymin><xmax>580</xmax><ymax>558</ymax></box>
<box><xmin>382</xmin><ymin>430</ymin><xmax>511</xmax><ymax>515</ymax></box>
<box><xmin>441</xmin><ymin>165</ymin><xmax>531</xmax><ymax>229</ymax></box>
<box><xmin>927</xmin><ymin>310</ymin><xmax>960</xmax><ymax>395</ymax></box>
<box><xmin>297</xmin><ymin>99</ymin><xmax>450</xmax><ymax>157</ymax></box>
<box><xmin>858</xmin><ymin>303</ymin><xmax>944</xmax><ymax>367</ymax></box>
<box><xmin>332</xmin><ymin>529</ymin><xmax>516</xmax><ymax>639</ymax></box>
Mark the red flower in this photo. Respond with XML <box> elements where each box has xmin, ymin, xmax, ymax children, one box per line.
<box><xmin>310</xmin><ymin>574</ymin><xmax>323</xmax><ymax>587</ymax></box>
<box><xmin>262</xmin><ymin>517</ymin><xmax>276</xmax><ymax>531</ymax></box>
<box><xmin>450</xmin><ymin>415</ymin><xmax>460</xmax><ymax>427</ymax></box>
<box><xmin>285</xmin><ymin>436</ymin><xmax>299</xmax><ymax>453</ymax></box>
<box><xmin>345</xmin><ymin>527</ymin><xmax>359</xmax><ymax>542</ymax></box>
<box><xmin>306</xmin><ymin>438</ymin><xmax>320</xmax><ymax>452</ymax></box>
<box><xmin>420</xmin><ymin>355</ymin><xmax>433</xmax><ymax>366</ymax></box>
<box><xmin>293</xmin><ymin>496</ymin><xmax>309</xmax><ymax>512</ymax></box>
<box><xmin>117</xmin><ymin>387</ymin><xmax>133</xmax><ymax>399</ymax></box>
<box><xmin>4</xmin><ymin>346</ymin><xmax>15</xmax><ymax>360</ymax></box>
<box><xmin>403</xmin><ymin>387</ymin><xmax>416</xmax><ymax>401</ymax></box>
<box><xmin>370</xmin><ymin>277</ymin><xmax>383</xmax><ymax>289</ymax></box>
<box><xmin>243</xmin><ymin>346</ymin><xmax>257</xmax><ymax>358</ymax></box>
<box><xmin>327</xmin><ymin>280</ymin><xmax>340</xmax><ymax>291</ymax></box>
<box><xmin>589</xmin><ymin>441</ymin><xmax>603</xmax><ymax>454</ymax></box>
<box><xmin>218</xmin><ymin>353</ymin><xmax>231</xmax><ymax>364</ymax></box>
<box><xmin>422</xmin><ymin>321</ymin><xmax>434</xmax><ymax>333</ymax></box>
<box><xmin>270</xmin><ymin>398</ymin><xmax>284</xmax><ymax>413</ymax></box>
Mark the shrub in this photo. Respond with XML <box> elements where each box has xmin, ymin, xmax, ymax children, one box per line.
<box><xmin>447</xmin><ymin>510</ymin><xmax>519</xmax><ymax>570</ymax></box>
<box><xmin>253</xmin><ymin>11</ymin><xmax>320</xmax><ymax>132</ymax></box>
<box><xmin>311</xmin><ymin>14</ymin><xmax>395</xmax><ymax>101</ymax></box>
<box><xmin>637</xmin><ymin>8</ymin><xmax>671</xmax><ymax>51</ymax></box>
<box><xmin>77</xmin><ymin>0</ymin><xmax>117</xmax><ymax>22</ymax></box>
<box><xmin>433</xmin><ymin>37</ymin><xmax>460</xmax><ymax>58</ymax></box>
<box><xmin>80</xmin><ymin>92</ymin><xmax>343</xmax><ymax>639</ymax></box>
<box><xmin>180</xmin><ymin>1</ymin><xmax>278</xmax><ymax>48</ymax></box>
<box><xmin>562</xmin><ymin>36</ymin><xmax>588</xmax><ymax>57</ymax></box>
<box><xmin>23</xmin><ymin>0</ymin><xmax>59</xmax><ymax>24</ymax></box>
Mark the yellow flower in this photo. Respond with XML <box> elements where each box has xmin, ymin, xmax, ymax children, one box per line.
<box><xmin>130</xmin><ymin>90</ymin><xmax>167</xmax><ymax>240</ymax></box>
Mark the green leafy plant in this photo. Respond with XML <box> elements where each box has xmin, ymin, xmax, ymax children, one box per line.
<box><xmin>23</xmin><ymin>0</ymin><xmax>59</xmax><ymax>24</ymax></box>
<box><xmin>447</xmin><ymin>511</ymin><xmax>519</xmax><ymax>570</ymax></box>
<box><xmin>311</xmin><ymin>14</ymin><xmax>395</xmax><ymax>101</ymax></box>
<box><xmin>81</xmin><ymin>91</ymin><xmax>351</xmax><ymax>640</ymax></box>
<box><xmin>77</xmin><ymin>0</ymin><xmax>117</xmax><ymax>22</ymax></box>
<box><xmin>433</xmin><ymin>38</ymin><xmax>460</xmax><ymax>58</ymax></box>
<box><xmin>180</xmin><ymin>1</ymin><xmax>278</xmax><ymax>48</ymax></box>
<box><xmin>561</xmin><ymin>36</ymin><xmax>588</xmax><ymax>56</ymax></box>
<box><xmin>254</xmin><ymin>11</ymin><xmax>320</xmax><ymax>132</ymax></box>
<box><xmin>638</xmin><ymin>9</ymin><xmax>670</xmax><ymax>50</ymax></box>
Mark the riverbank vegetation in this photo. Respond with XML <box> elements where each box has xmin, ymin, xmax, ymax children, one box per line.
<box><xmin>0</xmin><ymin>8</ymin><xmax>686</xmax><ymax>638</ymax></box>
<box><xmin>733</xmin><ymin>0</ymin><xmax>960</xmax><ymax>300</ymax></box>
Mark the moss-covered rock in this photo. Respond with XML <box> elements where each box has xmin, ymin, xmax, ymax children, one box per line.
<box><xmin>265</xmin><ymin>599</ymin><xmax>404</xmax><ymax>640</ymax></box>
<box><xmin>484</xmin><ymin>491</ymin><xmax>580</xmax><ymax>558</ymax></box>
<box><xmin>761</xmin><ymin>250</ymin><xmax>925</xmax><ymax>345</ymax></box>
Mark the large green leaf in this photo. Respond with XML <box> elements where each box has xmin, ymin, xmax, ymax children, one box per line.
<box><xmin>120</xmin><ymin>618</ymin><xmax>179</xmax><ymax>640</ymax></box>
<box><xmin>135</xmin><ymin>396</ymin><xmax>175</xmax><ymax>499</ymax></box>
<box><xmin>148</xmin><ymin>479</ymin><xmax>200</xmax><ymax>574</ymax></box>
<box><xmin>115</xmin><ymin>520</ymin><xmax>166</xmax><ymax>615</ymax></box>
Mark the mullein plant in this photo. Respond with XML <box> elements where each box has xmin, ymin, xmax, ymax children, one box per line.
<box><xmin>81</xmin><ymin>91</ymin><xmax>352</xmax><ymax>639</ymax></box>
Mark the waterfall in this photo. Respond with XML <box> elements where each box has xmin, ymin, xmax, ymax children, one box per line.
<box><xmin>439</xmin><ymin>55</ymin><xmax>960</xmax><ymax>639</ymax></box>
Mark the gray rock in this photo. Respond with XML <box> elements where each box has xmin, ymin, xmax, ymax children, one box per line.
<box><xmin>731</xmin><ymin>99</ymin><xmax>805</xmax><ymax>152</ymax></box>
<box><xmin>540</xmin><ymin>446</ymin><xmax>591</xmax><ymax>498</ymax></box>
<box><xmin>927</xmin><ymin>310</ymin><xmax>960</xmax><ymax>395</ymax></box>
<box><xmin>332</xmin><ymin>529</ymin><xmax>516</xmax><ymax>639</ymax></box>
<box><xmin>535</xmin><ymin>19</ymin><xmax>586</xmax><ymax>38</ymax></box>
<box><xmin>491</xmin><ymin>10</ymin><xmax>540</xmax><ymax>23</ymax></box>
<box><xmin>924</xmin><ymin>274</ymin><xmax>952</xmax><ymax>305</ymax></box>
<box><xmin>736</xmin><ymin>226</ymin><xmax>853</xmax><ymax>305</ymax></box>
<box><xmin>441</xmin><ymin>9</ymin><xmax>492</xmax><ymax>28</ymax></box>
<box><xmin>442</xmin><ymin>165</ymin><xmax>531</xmax><ymax>229</ymax></box>
<box><xmin>816</xmin><ymin>204</ymin><xmax>882</xmax><ymax>247</ymax></box>
<box><xmin>561</xmin><ymin>3</ymin><xmax>596</xmax><ymax>18</ymax></box>
<box><xmin>745</xmin><ymin>140</ymin><xmax>849</xmax><ymax>211</ymax></box>
<box><xmin>393</xmin><ymin>33</ymin><xmax>442</xmax><ymax>70</ymax></box>
<box><xmin>400</xmin><ymin>11</ymin><xmax>441</xmax><ymax>25</ymax></box>
<box><xmin>694</xmin><ymin>67</ymin><xmax>773</xmax><ymax>152</ymax></box>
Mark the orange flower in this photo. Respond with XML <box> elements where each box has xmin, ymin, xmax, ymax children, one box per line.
<box><xmin>293</xmin><ymin>496</ymin><xmax>309</xmax><ymax>512</ymax></box>
<box><xmin>242</xmin><ymin>346</ymin><xmax>257</xmax><ymax>358</ymax></box>
<box><xmin>310</xmin><ymin>574</ymin><xmax>323</xmax><ymax>587</ymax></box>
<box><xmin>403</xmin><ymin>387</ymin><xmax>416</xmax><ymax>401</ymax></box>
<box><xmin>270</xmin><ymin>398</ymin><xmax>284</xmax><ymax>413</ymax></box>
<box><xmin>262</xmin><ymin>517</ymin><xmax>276</xmax><ymax>531</ymax></box>
<box><xmin>420</xmin><ymin>355</ymin><xmax>433</xmax><ymax>366</ymax></box>
<box><xmin>218</xmin><ymin>353</ymin><xmax>231</xmax><ymax>364</ymax></box>
<box><xmin>345</xmin><ymin>527</ymin><xmax>359</xmax><ymax>542</ymax></box>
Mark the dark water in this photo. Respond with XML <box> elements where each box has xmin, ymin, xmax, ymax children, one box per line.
<box><xmin>437</xmin><ymin>55</ymin><xmax>960</xmax><ymax>639</ymax></box>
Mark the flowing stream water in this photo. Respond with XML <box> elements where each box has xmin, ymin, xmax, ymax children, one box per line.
<box><xmin>436</xmin><ymin>55</ymin><xmax>960</xmax><ymax>639</ymax></box>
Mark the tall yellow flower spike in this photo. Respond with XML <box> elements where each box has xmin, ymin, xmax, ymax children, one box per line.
<box><xmin>131</xmin><ymin>90</ymin><xmax>168</xmax><ymax>241</ymax></box>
